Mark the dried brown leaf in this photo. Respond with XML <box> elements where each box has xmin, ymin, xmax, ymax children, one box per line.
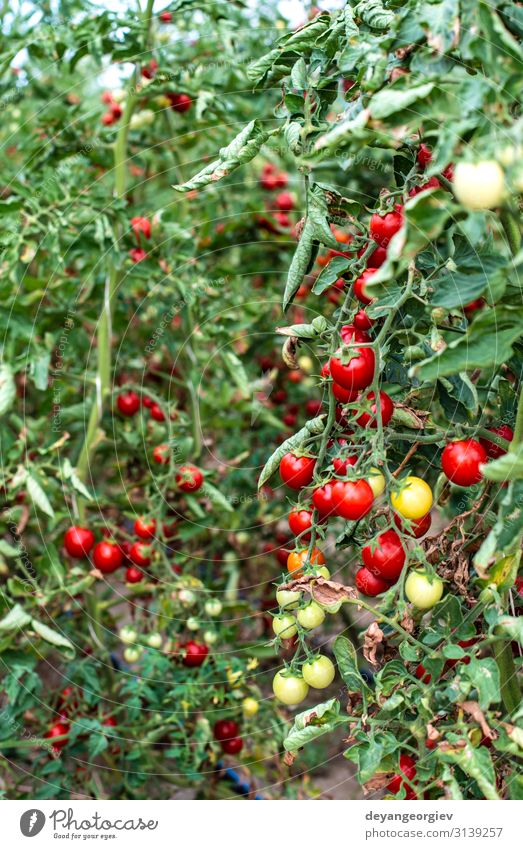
<box><xmin>461</xmin><ymin>701</ymin><xmax>497</xmax><ymax>741</ymax></box>
<box><xmin>281</xmin><ymin>575</ymin><xmax>357</xmax><ymax>607</ymax></box>
<box><xmin>363</xmin><ymin>621</ymin><xmax>385</xmax><ymax>667</ymax></box>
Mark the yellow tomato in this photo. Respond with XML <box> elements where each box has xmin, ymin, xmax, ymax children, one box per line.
<box><xmin>391</xmin><ymin>476</ymin><xmax>433</xmax><ymax>520</ymax></box>
<box><xmin>367</xmin><ymin>467</ymin><xmax>386</xmax><ymax>497</ymax></box>
<box><xmin>242</xmin><ymin>697</ymin><xmax>259</xmax><ymax>717</ymax></box>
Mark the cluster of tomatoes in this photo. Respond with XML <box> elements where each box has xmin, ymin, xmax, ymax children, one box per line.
<box><xmin>128</xmin><ymin>215</ymin><xmax>152</xmax><ymax>264</ymax></box>
<box><xmin>257</xmin><ymin>163</ymin><xmax>296</xmax><ymax>233</ymax></box>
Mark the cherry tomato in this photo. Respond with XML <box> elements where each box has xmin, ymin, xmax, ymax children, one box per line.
<box><xmin>150</xmin><ymin>403</ymin><xmax>165</xmax><ymax>422</ymax></box>
<box><xmin>275</xmin><ymin>191</ymin><xmax>294</xmax><ymax>211</ymax></box>
<box><xmin>358</xmin><ymin>243</ymin><xmax>388</xmax><ymax>267</ymax></box>
<box><xmin>288</xmin><ymin>509</ymin><xmax>313</xmax><ymax>540</ymax></box>
<box><xmin>272</xmin><ymin>671</ymin><xmax>309</xmax><ymax>705</ymax></box>
<box><xmin>287</xmin><ymin>547</ymin><xmax>325</xmax><ymax>576</ymax></box>
<box><xmin>130</xmin><ymin>215</ymin><xmax>151</xmax><ymax>239</ymax></box>
<box><xmin>329</xmin><ymin>345</ymin><xmax>375</xmax><ymax>392</ymax></box>
<box><xmin>182</xmin><ymin>641</ymin><xmax>208</xmax><ymax>667</ymax></box>
<box><xmin>331</xmin><ymin>479</ymin><xmax>374</xmax><ymax>520</ymax></box>
<box><xmin>64</xmin><ymin>526</ymin><xmax>95</xmax><ymax>558</ymax></box>
<box><xmin>169</xmin><ymin>92</ymin><xmax>193</xmax><ymax>112</ymax></box>
<box><xmin>312</xmin><ymin>481</ymin><xmax>337</xmax><ymax>517</ymax></box>
<box><xmin>117</xmin><ymin>391</ymin><xmax>140</xmax><ymax>417</ymax></box>
<box><xmin>366</xmin><ymin>467</ymin><xmax>386</xmax><ymax>497</ymax></box>
<box><xmin>353</xmin><ymin>268</ymin><xmax>377</xmax><ymax>304</ymax></box>
<box><xmin>441</xmin><ymin>439</ymin><xmax>487</xmax><ymax>486</ymax></box>
<box><xmin>276</xmin><ymin>588</ymin><xmax>302</xmax><ymax>609</ymax></box>
<box><xmin>369</xmin><ymin>209</ymin><xmax>403</xmax><ymax>247</ymax></box>
<box><xmin>391</xmin><ymin>476</ymin><xmax>433</xmax><ymax>520</ymax></box>
<box><xmin>387</xmin><ymin>754</ymin><xmax>417</xmax><ymax>795</ymax></box>
<box><xmin>214</xmin><ymin>719</ymin><xmax>239</xmax><ymax>741</ymax></box>
<box><xmin>273</xmin><ymin>613</ymin><xmax>298</xmax><ymax>638</ymax></box>
<box><xmin>453</xmin><ymin>160</ymin><xmax>505</xmax><ymax>210</ymax></box>
<box><xmin>45</xmin><ymin>721</ymin><xmax>70</xmax><ymax>754</ymax></box>
<box><xmin>362</xmin><ymin>529</ymin><xmax>406</xmax><ymax>581</ymax></box>
<box><xmin>405</xmin><ymin>570</ymin><xmax>444</xmax><ymax>609</ymax></box>
<box><xmin>340</xmin><ymin>323</ymin><xmax>370</xmax><ymax>343</ymax></box>
<box><xmin>153</xmin><ymin>444</ymin><xmax>169</xmax><ymax>464</ymax></box>
<box><xmin>355</xmin><ymin>566</ymin><xmax>391</xmax><ymax>596</ymax></box>
<box><xmin>92</xmin><ymin>541</ymin><xmax>123</xmax><ymax>574</ymax></box>
<box><xmin>332</xmin><ymin>381</ymin><xmax>359</xmax><ymax>404</ymax></box>
<box><xmin>355</xmin><ymin>390</ymin><xmax>394</xmax><ymax>428</ymax></box>
<box><xmin>221</xmin><ymin>736</ymin><xmax>243</xmax><ymax>755</ymax></box>
<box><xmin>333</xmin><ymin>453</ymin><xmax>357</xmax><ymax>476</ymax></box>
<box><xmin>176</xmin><ymin>464</ymin><xmax>204</xmax><ymax>492</ymax></box>
<box><xmin>302</xmin><ymin>655</ymin><xmax>335</xmax><ymax>688</ymax></box>
<box><xmin>415</xmin><ymin>663</ymin><xmax>432</xmax><ymax>684</ymax></box>
<box><xmin>279</xmin><ymin>453</ymin><xmax>316</xmax><ymax>489</ymax></box>
<box><xmin>126</xmin><ymin>565</ymin><xmax>144</xmax><ymax>583</ymax></box>
<box><xmin>464</xmin><ymin>297</ymin><xmax>486</xmax><ymax>318</ymax></box>
<box><xmin>242</xmin><ymin>697</ymin><xmax>259</xmax><ymax>717</ymax></box>
<box><xmin>296</xmin><ymin>601</ymin><xmax>325</xmax><ymax>630</ymax></box>
<box><xmin>134</xmin><ymin>517</ymin><xmax>156</xmax><ymax>539</ymax></box>
<box><xmin>353</xmin><ymin>309</ymin><xmax>374</xmax><ymax>331</ymax></box>
<box><xmin>417</xmin><ymin>143</ymin><xmax>432</xmax><ymax>168</ymax></box>
<box><xmin>129</xmin><ymin>542</ymin><xmax>151</xmax><ymax>567</ymax></box>
<box><xmin>479</xmin><ymin>425</ymin><xmax>513</xmax><ymax>459</ymax></box>
<box><xmin>394</xmin><ymin>511</ymin><xmax>432</xmax><ymax>538</ymax></box>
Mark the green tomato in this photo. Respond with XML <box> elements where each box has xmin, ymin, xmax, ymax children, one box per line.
<box><xmin>453</xmin><ymin>160</ymin><xmax>505</xmax><ymax>210</ymax></box>
<box><xmin>297</xmin><ymin>601</ymin><xmax>325</xmax><ymax>630</ymax></box>
<box><xmin>312</xmin><ymin>565</ymin><xmax>331</xmax><ymax>580</ymax></box>
<box><xmin>272</xmin><ymin>671</ymin><xmax>309</xmax><ymax>705</ymax></box>
<box><xmin>272</xmin><ymin>613</ymin><xmax>298</xmax><ymax>638</ymax></box>
<box><xmin>405</xmin><ymin>570</ymin><xmax>444</xmax><ymax>609</ymax></box>
<box><xmin>242</xmin><ymin>697</ymin><xmax>259</xmax><ymax>717</ymax></box>
<box><xmin>204</xmin><ymin>599</ymin><xmax>222</xmax><ymax>617</ymax></box>
<box><xmin>146</xmin><ymin>632</ymin><xmax>163</xmax><ymax>649</ymax></box>
<box><xmin>123</xmin><ymin>646</ymin><xmax>142</xmax><ymax>663</ymax></box>
<box><xmin>203</xmin><ymin>629</ymin><xmax>218</xmax><ymax>645</ymax></box>
<box><xmin>119</xmin><ymin>626</ymin><xmax>138</xmax><ymax>645</ymax></box>
<box><xmin>187</xmin><ymin>616</ymin><xmax>200</xmax><ymax>631</ymax></box>
<box><xmin>302</xmin><ymin>655</ymin><xmax>336</xmax><ymax>689</ymax></box>
<box><xmin>179</xmin><ymin>588</ymin><xmax>197</xmax><ymax>606</ymax></box>
<box><xmin>276</xmin><ymin>588</ymin><xmax>301</xmax><ymax>610</ymax></box>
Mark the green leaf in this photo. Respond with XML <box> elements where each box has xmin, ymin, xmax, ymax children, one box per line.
<box><xmin>283</xmin><ymin>698</ymin><xmax>341</xmax><ymax>751</ymax></box>
<box><xmin>0</xmin><ymin>540</ymin><xmax>22</xmax><ymax>558</ymax></box>
<box><xmin>439</xmin><ymin>741</ymin><xmax>499</xmax><ymax>799</ymax></box>
<box><xmin>464</xmin><ymin>657</ymin><xmax>500</xmax><ymax>710</ymax></box>
<box><xmin>27</xmin><ymin>474</ymin><xmax>55</xmax><ymax>518</ymax></box>
<box><xmin>257</xmin><ymin>416</ymin><xmax>325</xmax><ymax>489</ymax></box>
<box><xmin>0</xmin><ymin>364</ymin><xmax>16</xmax><ymax>417</ymax></box>
<box><xmin>483</xmin><ymin>445</ymin><xmax>523</xmax><ymax>482</ymax></box>
<box><xmin>353</xmin><ymin>0</ymin><xmax>395</xmax><ymax>30</ymax></box>
<box><xmin>31</xmin><ymin>619</ymin><xmax>75</xmax><ymax>657</ymax></box>
<box><xmin>29</xmin><ymin>352</ymin><xmax>51</xmax><ymax>391</ymax></box>
<box><xmin>283</xmin><ymin>221</ymin><xmax>315</xmax><ymax>311</ymax></box>
<box><xmin>431</xmin><ymin>251</ymin><xmax>506</xmax><ymax>309</ymax></box>
<box><xmin>0</xmin><ymin>605</ymin><xmax>32</xmax><ymax>632</ymax></box>
<box><xmin>475</xmin><ymin>481</ymin><xmax>523</xmax><ymax>568</ymax></box>
<box><xmin>312</xmin><ymin>255</ymin><xmax>351</xmax><ymax>295</ymax></box>
<box><xmin>370</xmin><ymin>82</ymin><xmax>435</xmax><ymax>120</ymax></box>
<box><xmin>493</xmin><ymin>615</ymin><xmax>523</xmax><ymax>647</ymax></box>
<box><xmin>200</xmin><ymin>482</ymin><xmax>233</xmax><ymax>513</ymax></box>
<box><xmin>61</xmin><ymin>458</ymin><xmax>94</xmax><ymax>501</ymax></box>
<box><xmin>333</xmin><ymin>635</ymin><xmax>370</xmax><ymax>694</ymax></box>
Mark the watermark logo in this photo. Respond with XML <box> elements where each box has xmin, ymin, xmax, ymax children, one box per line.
<box><xmin>20</xmin><ymin>810</ymin><xmax>46</xmax><ymax>837</ymax></box>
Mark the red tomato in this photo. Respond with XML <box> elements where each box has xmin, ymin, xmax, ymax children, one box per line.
<box><xmin>129</xmin><ymin>542</ymin><xmax>152</xmax><ymax>567</ymax></box>
<box><xmin>394</xmin><ymin>512</ymin><xmax>432</xmax><ymax>538</ymax></box>
<box><xmin>142</xmin><ymin>395</ymin><xmax>153</xmax><ymax>408</ymax></box>
<box><xmin>340</xmin><ymin>323</ymin><xmax>370</xmax><ymax>343</ymax></box>
<box><xmin>409</xmin><ymin>176</ymin><xmax>441</xmax><ymax>197</ymax></box>
<box><xmin>279</xmin><ymin>453</ymin><xmax>316</xmax><ymax>489</ymax></box>
<box><xmin>182</xmin><ymin>641</ymin><xmax>208</xmax><ymax>667</ymax></box>
<box><xmin>134</xmin><ymin>517</ymin><xmax>156</xmax><ymax>539</ymax></box>
<box><xmin>64</xmin><ymin>526</ymin><xmax>95</xmax><ymax>558</ymax></box>
<box><xmin>358</xmin><ymin>244</ymin><xmax>388</xmax><ymax>268</ymax></box>
<box><xmin>305</xmin><ymin>399</ymin><xmax>323</xmax><ymax>416</ymax></box>
<box><xmin>353</xmin><ymin>309</ymin><xmax>374</xmax><ymax>331</ymax></box>
<box><xmin>353</xmin><ymin>268</ymin><xmax>378</xmax><ymax>304</ymax></box>
<box><xmin>283</xmin><ymin>412</ymin><xmax>297</xmax><ymax>427</ymax></box>
<box><xmin>126</xmin><ymin>565</ymin><xmax>144</xmax><ymax>583</ymax></box>
<box><xmin>45</xmin><ymin>721</ymin><xmax>70</xmax><ymax>754</ymax></box>
<box><xmin>169</xmin><ymin>92</ymin><xmax>192</xmax><ymax>112</ymax></box>
<box><xmin>479</xmin><ymin>425</ymin><xmax>513</xmax><ymax>459</ymax></box>
<box><xmin>355</xmin><ymin>390</ymin><xmax>394</xmax><ymax>428</ymax></box>
<box><xmin>362</xmin><ymin>529</ymin><xmax>406</xmax><ymax>581</ymax></box>
<box><xmin>275</xmin><ymin>191</ymin><xmax>294</xmax><ymax>211</ymax></box>
<box><xmin>369</xmin><ymin>209</ymin><xmax>403</xmax><ymax>247</ymax></box>
<box><xmin>464</xmin><ymin>297</ymin><xmax>486</xmax><ymax>317</ymax></box>
<box><xmin>287</xmin><ymin>370</ymin><xmax>302</xmax><ymax>384</ymax></box>
<box><xmin>159</xmin><ymin>11</ymin><xmax>172</xmax><ymax>22</ymax></box>
<box><xmin>441</xmin><ymin>439</ymin><xmax>487</xmax><ymax>486</ymax></box>
<box><xmin>288</xmin><ymin>509</ymin><xmax>314</xmax><ymax>540</ymax></box>
<box><xmin>176</xmin><ymin>464</ymin><xmax>204</xmax><ymax>492</ymax></box>
<box><xmin>332</xmin><ymin>381</ymin><xmax>359</xmax><ymax>404</ymax></box>
<box><xmin>221</xmin><ymin>736</ymin><xmax>243</xmax><ymax>755</ymax></box>
<box><xmin>417</xmin><ymin>143</ymin><xmax>432</xmax><ymax>168</ymax></box>
<box><xmin>150</xmin><ymin>403</ymin><xmax>165</xmax><ymax>422</ymax></box>
<box><xmin>130</xmin><ymin>216</ymin><xmax>151</xmax><ymax>240</ymax></box>
<box><xmin>312</xmin><ymin>481</ymin><xmax>337</xmax><ymax>517</ymax></box>
<box><xmin>332</xmin><ymin>454</ymin><xmax>357</xmax><ymax>476</ymax></box>
<box><xmin>117</xmin><ymin>391</ymin><xmax>140</xmax><ymax>416</ymax></box>
<box><xmin>332</xmin><ymin>479</ymin><xmax>374</xmax><ymax>520</ymax></box>
<box><xmin>355</xmin><ymin>566</ymin><xmax>391</xmax><ymax>596</ymax></box>
<box><xmin>93</xmin><ymin>541</ymin><xmax>123</xmax><ymax>574</ymax></box>
<box><xmin>214</xmin><ymin>719</ymin><xmax>239</xmax><ymax>741</ymax></box>
<box><xmin>329</xmin><ymin>344</ymin><xmax>375</xmax><ymax>392</ymax></box>
<box><xmin>415</xmin><ymin>663</ymin><xmax>431</xmax><ymax>684</ymax></box>
<box><xmin>153</xmin><ymin>444</ymin><xmax>169</xmax><ymax>464</ymax></box>
<box><xmin>386</xmin><ymin>754</ymin><xmax>417</xmax><ymax>795</ymax></box>
<box><xmin>129</xmin><ymin>248</ymin><xmax>147</xmax><ymax>263</ymax></box>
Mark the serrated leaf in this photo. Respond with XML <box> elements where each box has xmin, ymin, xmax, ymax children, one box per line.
<box><xmin>464</xmin><ymin>657</ymin><xmax>500</xmax><ymax>710</ymax></box>
<box><xmin>27</xmin><ymin>474</ymin><xmax>55</xmax><ymax>518</ymax></box>
<box><xmin>283</xmin><ymin>221</ymin><xmax>315</xmax><ymax>311</ymax></box>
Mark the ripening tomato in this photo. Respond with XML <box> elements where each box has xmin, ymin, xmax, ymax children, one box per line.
<box><xmin>480</xmin><ymin>425</ymin><xmax>514</xmax><ymax>459</ymax></box>
<box><xmin>129</xmin><ymin>542</ymin><xmax>152</xmax><ymax>567</ymax></box>
<box><xmin>45</xmin><ymin>721</ymin><xmax>70</xmax><ymax>754</ymax></box>
<box><xmin>182</xmin><ymin>641</ymin><xmax>208</xmax><ymax>667</ymax></box>
<box><xmin>272</xmin><ymin>613</ymin><xmax>298</xmax><ymax>638</ymax></box>
<box><xmin>353</xmin><ymin>268</ymin><xmax>378</xmax><ymax>304</ymax></box>
<box><xmin>287</xmin><ymin>547</ymin><xmax>325</xmax><ymax>576</ymax></box>
<box><xmin>93</xmin><ymin>541</ymin><xmax>123</xmax><ymax>573</ymax></box>
<box><xmin>153</xmin><ymin>444</ymin><xmax>169</xmax><ymax>464</ymax></box>
<box><xmin>176</xmin><ymin>464</ymin><xmax>204</xmax><ymax>492</ymax></box>
<box><xmin>289</xmin><ymin>509</ymin><xmax>314</xmax><ymax>540</ymax></box>
<box><xmin>453</xmin><ymin>160</ymin><xmax>505</xmax><ymax>210</ymax></box>
<box><xmin>221</xmin><ymin>736</ymin><xmax>243</xmax><ymax>755</ymax></box>
<box><xmin>272</xmin><ymin>671</ymin><xmax>309</xmax><ymax>705</ymax></box>
<box><xmin>355</xmin><ymin>390</ymin><xmax>394</xmax><ymax>428</ymax></box>
<box><xmin>242</xmin><ymin>697</ymin><xmax>259</xmax><ymax>717</ymax></box>
<box><xmin>117</xmin><ymin>391</ymin><xmax>140</xmax><ymax>417</ymax></box>
<box><xmin>214</xmin><ymin>719</ymin><xmax>239</xmax><ymax>741</ymax></box>
<box><xmin>387</xmin><ymin>754</ymin><xmax>417</xmax><ymax>795</ymax></box>
<box><xmin>329</xmin><ymin>344</ymin><xmax>375</xmax><ymax>392</ymax></box>
<box><xmin>64</xmin><ymin>526</ymin><xmax>95</xmax><ymax>558</ymax></box>
<box><xmin>331</xmin><ymin>479</ymin><xmax>374</xmax><ymax>520</ymax></box>
<box><xmin>366</xmin><ymin>467</ymin><xmax>386</xmax><ymax>498</ymax></box>
<box><xmin>134</xmin><ymin>517</ymin><xmax>156</xmax><ymax>539</ymax></box>
<box><xmin>312</xmin><ymin>481</ymin><xmax>337</xmax><ymax>517</ymax></box>
<box><xmin>279</xmin><ymin>453</ymin><xmax>316</xmax><ymax>489</ymax></box>
<box><xmin>125</xmin><ymin>565</ymin><xmax>144</xmax><ymax>583</ymax></box>
<box><xmin>394</xmin><ymin>511</ymin><xmax>432</xmax><ymax>538</ymax></box>
<box><xmin>302</xmin><ymin>655</ymin><xmax>335</xmax><ymax>688</ymax></box>
<box><xmin>297</xmin><ymin>601</ymin><xmax>325</xmax><ymax>630</ymax></box>
<box><xmin>391</xmin><ymin>476</ymin><xmax>433</xmax><ymax>520</ymax></box>
<box><xmin>441</xmin><ymin>439</ymin><xmax>487</xmax><ymax>486</ymax></box>
<box><xmin>130</xmin><ymin>216</ymin><xmax>151</xmax><ymax>240</ymax></box>
<box><xmin>405</xmin><ymin>570</ymin><xmax>444</xmax><ymax>609</ymax></box>
<box><xmin>369</xmin><ymin>209</ymin><xmax>403</xmax><ymax>246</ymax></box>
<box><xmin>353</xmin><ymin>309</ymin><xmax>374</xmax><ymax>331</ymax></box>
<box><xmin>355</xmin><ymin>566</ymin><xmax>391</xmax><ymax>597</ymax></box>
<box><xmin>362</xmin><ymin>529</ymin><xmax>406</xmax><ymax>581</ymax></box>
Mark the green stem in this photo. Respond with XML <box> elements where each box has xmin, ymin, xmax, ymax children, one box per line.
<box><xmin>494</xmin><ymin>636</ymin><xmax>520</xmax><ymax>716</ymax></box>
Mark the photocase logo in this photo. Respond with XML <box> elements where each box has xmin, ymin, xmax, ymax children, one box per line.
<box><xmin>20</xmin><ymin>810</ymin><xmax>46</xmax><ymax>837</ymax></box>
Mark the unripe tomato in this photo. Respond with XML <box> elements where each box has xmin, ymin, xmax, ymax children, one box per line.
<box><xmin>279</xmin><ymin>453</ymin><xmax>316</xmax><ymax>489</ymax></box>
<box><xmin>353</xmin><ymin>268</ymin><xmax>377</xmax><ymax>304</ymax></box>
<box><xmin>153</xmin><ymin>443</ymin><xmax>169</xmax><ymax>464</ymax></box>
<box><xmin>123</xmin><ymin>646</ymin><xmax>142</xmax><ymax>663</ymax></box>
<box><xmin>272</xmin><ymin>671</ymin><xmax>309</xmax><ymax>705</ymax></box>
<box><xmin>119</xmin><ymin>626</ymin><xmax>138</xmax><ymax>644</ymax></box>
<box><xmin>405</xmin><ymin>570</ymin><xmax>444</xmax><ymax>609</ymax></box>
<box><xmin>362</xmin><ymin>529</ymin><xmax>406</xmax><ymax>581</ymax></box>
<box><xmin>366</xmin><ymin>467</ymin><xmax>386</xmax><ymax>497</ymax></box>
<box><xmin>355</xmin><ymin>566</ymin><xmax>391</xmax><ymax>597</ymax></box>
<box><xmin>186</xmin><ymin>616</ymin><xmax>200</xmax><ymax>631</ymax></box>
<box><xmin>288</xmin><ymin>509</ymin><xmax>314</xmax><ymax>540</ymax></box>
<box><xmin>387</xmin><ymin>754</ymin><xmax>417</xmax><ymax>795</ymax></box>
<box><xmin>134</xmin><ymin>517</ymin><xmax>156</xmax><ymax>539</ymax></box>
<box><xmin>287</xmin><ymin>547</ymin><xmax>325</xmax><ymax>576</ymax></box>
<box><xmin>93</xmin><ymin>541</ymin><xmax>123</xmax><ymax>573</ymax></box>
<box><xmin>329</xmin><ymin>344</ymin><xmax>375</xmax><ymax>392</ymax></box>
<box><xmin>480</xmin><ymin>425</ymin><xmax>513</xmax><ymax>459</ymax></box>
<box><xmin>441</xmin><ymin>439</ymin><xmax>487</xmax><ymax>486</ymax></box>
<box><xmin>204</xmin><ymin>599</ymin><xmax>222</xmax><ymax>617</ymax></box>
<box><xmin>147</xmin><ymin>632</ymin><xmax>163</xmax><ymax>649</ymax></box>
<box><xmin>391</xmin><ymin>476</ymin><xmax>433</xmax><ymax>520</ymax></box>
<box><xmin>302</xmin><ymin>655</ymin><xmax>335</xmax><ymax>688</ymax></box>
<box><xmin>313</xmin><ymin>565</ymin><xmax>331</xmax><ymax>579</ymax></box>
<box><xmin>221</xmin><ymin>736</ymin><xmax>243</xmax><ymax>755</ymax></box>
<box><xmin>214</xmin><ymin>719</ymin><xmax>239</xmax><ymax>741</ymax></box>
<box><xmin>297</xmin><ymin>600</ymin><xmax>325</xmax><ymax>630</ymax></box>
<box><xmin>203</xmin><ymin>629</ymin><xmax>218</xmax><ymax>645</ymax></box>
<box><xmin>242</xmin><ymin>697</ymin><xmax>259</xmax><ymax>717</ymax></box>
<box><xmin>276</xmin><ymin>588</ymin><xmax>301</xmax><ymax>609</ymax></box>
<box><xmin>453</xmin><ymin>160</ymin><xmax>505</xmax><ymax>209</ymax></box>
<box><xmin>182</xmin><ymin>641</ymin><xmax>208</xmax><ymax>667</ymax></box>
<box><xmin>117</xmin><ymin>391</ymin><xmax>140</xmax><ymax>416</ymax></box>
<box><xmin>311</xmin><ymin>481</ymin><xmax>337</xmax><ymax>517</ymax></box>
<box><xmin>355</xmin><ymin>390</ymin><xmax>394</xmax><ymax>428</ymax></box>
<box><xmin>129</xmin><ymin>541</ymin><xmax>152</xmax><ymax>567</ymax></box>
<box><xmin>176</xmin><ymin>464</ymin><xmax>203</xmax><ymax>492</ymax></box>
<box><xmin>331</xmin><ymin>479</ymin><xmax>374</xmax><ymax>520</ymax></box>
<box><xmin>369</xmin><ymin>209</ymin><xmax>403</xmax><ymax>246</ymax></box>
<box><xmin>273</xmin><ymin>613</ymin><xmax>298</xmax><ymax>638</ymax></box>
<box><xmin>64</xmin><ymin>526</ymin><xmax>95</xmax><ymax>558</ymax></box>
<box><xmin>394</xmin><ymin>511</ymin><xmax>432</xmax><ymax>538</ymax></box>
<box><xmin>125</xmin><ymin>565</ymin><xmax>144</xmax><ymax>583</ymax></box>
